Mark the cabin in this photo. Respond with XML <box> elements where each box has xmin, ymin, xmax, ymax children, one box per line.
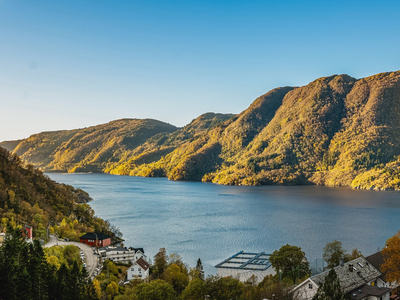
<box><xmin>292</xmin><ymin>257</ymin><xmax>391</xmax><ymax>300</ymax></box>
<box><xmin>127</xmin><ymin>257</ymin><xmax>150</xmax><ymax>281</ymax></box>
<box><xmin>79</xmin><ymin>232</ymin><xmax>111</xmax><ymax>247</ymax></box>
<box><xmin>21</xmin><ymin>225</ymin><xmax>33</xmax><ymax>242</ymax></box>
<box><xmin>215</xmin><ymin>251</ymin><xmax>275</xmax><ymax>284</ymax></box>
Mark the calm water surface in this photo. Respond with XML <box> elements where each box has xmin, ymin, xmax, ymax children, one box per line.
<box><xmin>47</xmin><ymin>173</ymin><xmax>400</xmax><ymax>275</ymax></box>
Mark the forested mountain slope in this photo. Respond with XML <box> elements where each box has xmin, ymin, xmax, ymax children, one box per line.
<box><xmin>3</xmin><ymin>71</ymin><xmax>400</xmax><ymax>190</ymax></box>
<box><xmin>0</xmin><ymin>147</ymin><xmax>115</xmax><ymax>240</ymax></box>
<box><xmin>128</xmin><ymin>71</ymin><xmax>400</xmax><ymax>190</ymax></box>
<box><xmin>1</xmin><ymin>114</ymin><xmax>233</xmax><ymax>175</ymax></box>
<box><xmin>1</xmin><ymin>118</ymin><xmax>178</xmax><ymax>173</ymax></box>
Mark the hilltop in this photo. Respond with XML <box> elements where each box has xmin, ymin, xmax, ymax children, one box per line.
<box><xmin>3</xmin><ymin>71</ymin><xmax>400</xmax><ymax>190</ymax></box>
<box><xmin>120</xmin><ymin>71</ymin><xmax>400</xmax><ymax>190</ymax></box>
<box><xmin>1</xmin><ymin>114</ymin><xmax>234</xmax><ymax>174</ymax></box>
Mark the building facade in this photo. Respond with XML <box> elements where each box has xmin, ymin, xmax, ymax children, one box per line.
<box><xmin>127</xmin><ymin>257</ymin><xmax>150</xmax><ymax>281</ymax></box>
<box><xmin>99</xmin><ymin>246</ymin><xmax>147</xmax><ymax>264</ymax></box>
<box><xmin>79</xmin><ymin>232</ymin><xmax>111</xmax><ymax>247</ymax></box>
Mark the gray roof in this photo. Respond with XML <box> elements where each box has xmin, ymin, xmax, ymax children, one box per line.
<box><xmin>100</xmin><ymin>246</ymin><xmax>132</xmax><ymax>253</ymax></box>
<box><xmin>310</xmin><ymin>257</ymin><xmax>381</xmax><ymax>294</ymax></box>
<box><xmin>215</xmin><ymin>251</ymin><xmax>272</xmax><ymax>271</ymax></box>
<box><xmin>349</xmin><ymin>284</ymin><xmax>391</xmax><ymax>300</ymax></box>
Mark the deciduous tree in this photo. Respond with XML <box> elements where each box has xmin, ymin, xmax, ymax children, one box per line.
<box><xmin>269</xmin><ymin>244</ymin><xmax>310</xmax><ymax>284</ymax></box>
<box><xmin>382</xmin><ymin>231</ymin><xmax>400</xmax><ymax>283</ymax></box>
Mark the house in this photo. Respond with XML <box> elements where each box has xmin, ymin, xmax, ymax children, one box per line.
<box><xmin>215</xmin><ymin>251</ymin><xmax>275</xmax><ymax>284</ymax></box>
<box><xmin>365</xmin><ymin>251</ymin><xmax>394</xmax><ymax>288</ymax></box>
<box><xmin>292</xmin><ymin>257</ymin><xmax>391</xmax><ymax>300</ymax></box>
<box><xmin>126</xmin><ymin>257</ymin><xmax>150</xmax><ymax>281</ymax></box>
<box><xmin>79</xmin><ymin>232</ymin><xmax>111</xmax><ymax>247</ymax></box>
<box><xmin>99</xmin><ymin>246</ymin><xmax>146</xmax><ymax>264</ymax></box>
<box><xmin>21</xmin><ymin>225</ymin><xmax>33</xmax><ymax>242</ymax></box>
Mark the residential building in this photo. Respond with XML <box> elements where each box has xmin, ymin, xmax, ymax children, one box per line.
<box><xmin>215</xmin><ymin>251</ymin><xmax>275</xmax><ymax>284</ymax></box>
<box><xmin>292</xmin><ymin>257</ymin><xmax>391</xmax><ymax>300</ymax></box>
<box><xmin>127</xmin><ymin>257</ymin><xmax>150</xmax><ymax>281</ymax></box>
<box><xmin>365</xmin><ymin>251</ymin><xmax>394</xmax><ymax>288</ymax></box>
<box><xmin>79</xmin><ymin>232</ymin><xmax>111</xmax><ymax>247</ymax></box>
<box><xmin>99</xmin><ymin>246</ymin><xmax>147</xmax><ymax>264</ymax></box>
<box><xmin>21</xmin><ymin>225</ymin><xmax>33</xmax><ymax>242</ymax></box>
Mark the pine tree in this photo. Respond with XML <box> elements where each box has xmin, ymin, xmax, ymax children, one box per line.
<box><xmin>195</xmin><ymin>258</ymin><xmax>204</xmax><ymax>280</ymax></box>
<box><xmin>312</xmin><ymin>269</ymin><xmax>346</xmax><ymax>300</ymax></box>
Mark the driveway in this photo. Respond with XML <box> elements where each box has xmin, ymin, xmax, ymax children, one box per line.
<box><xmin>45</xmin><ymin>235</ymin><xmax>99</xmax><ymax>277</ymax></box>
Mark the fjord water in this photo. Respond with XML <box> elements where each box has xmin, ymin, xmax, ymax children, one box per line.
<box><xmin>48</xmin><ymin>173</ymin><xmax>400</xmax><ymax>275</ymax></box>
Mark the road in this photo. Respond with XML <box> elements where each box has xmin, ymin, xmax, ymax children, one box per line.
<box><xmin>45</xmin><ymin>235</ymin><xmax>99</xmax><ymax>277</ymax></box>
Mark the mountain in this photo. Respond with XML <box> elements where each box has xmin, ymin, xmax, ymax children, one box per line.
<box><xmin>1</xmin><ymin>114</ymin><xmax>234</xmax><ymax>174</ymax></box>
<box><xmin>3</xmin><ymin>71</ymin><xmax>400</xmax><ymax>190</ymax></box>
<box><xmin>1</xmin><ymin>118</ymin><xmax>178</xmax><ymax>173</ymax></box>
<box><xmin>105</xmin><ymin>112</ymin><xmax>235</xmax><ymax>175</ymax></box>
<box><xmin>124</xmin><ymin>71</ymin><xmax>400</xmax><ymax>190</ymax></box>
<box><xmin>0</xmin><ymin>147</ymin><xmax>115</xmax><ymax>240</ymax></box>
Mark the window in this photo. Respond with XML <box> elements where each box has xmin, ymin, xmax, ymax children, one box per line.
<box><xmin>309</xmin><ymin>284</ymin><xmax>313</xmax><ymax>289</ymax></box>
<box><xmin>138</xmin><ymin>275</ymin><xmax>142</xmax><ymax>278</ymax></box>
<box><xmin>138</xmin><ymin>268</ymin><xmax>141</xmax><ymax>271</ymax></box>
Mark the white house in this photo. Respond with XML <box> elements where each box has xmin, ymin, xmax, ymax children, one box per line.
<box><xmin>215</xmin><ymin>251</ymin><xmax>275</xmax><ymax>284</ymax></box>
<box><xmin>99</xmin><ymin>246</ymin><xmax>147</xmax><ymax>264</ymax></box>
<box><xmin>127</xmin><ymin>257</ymin><xmax>150</xmax><ymax>281</ymax></box>
<box><xmin>292</xmin><ymin>257</ymin><xmax>391</xmax><ymax>300</ymax></box>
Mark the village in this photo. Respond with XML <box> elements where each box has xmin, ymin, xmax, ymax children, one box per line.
<box><xmin>2</xmin><ymin>225</ymin><xmax>397</xmax><ymax>300</ymax></box>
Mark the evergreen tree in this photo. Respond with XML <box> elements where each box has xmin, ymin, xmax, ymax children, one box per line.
<box><xmin>195</xmin><ymin>258</ymin><xmax>204</xmax><ymax>280</ymax></box>
<box><xmin>312</xmin><ymin>269</ymin><xmax>346</xmax><ymax>300</ymax></box>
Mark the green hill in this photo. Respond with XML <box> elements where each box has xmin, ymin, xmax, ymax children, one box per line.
<box><xmin>0</xmin><ymin>147</ymin><xmax>116</xmax><ymax>240</ymax></box>
<box><xmin>3</xmin><ymin>71</ymin><xmax>400</xmax><ymax>190</ymax></box>
<box><xmin>1</xmin><ymin>114</ymin><xmax>234</xmax><ymax>175</ymax></box>
<box><xmin>1</xmin><ymin>118</ymin><xmax>179</xmax><ymax>173</ymax></box>
<box><xmin>125</xmin><ymin>71</ymin><xmax>400</xmax><ymax>190</ymax></box>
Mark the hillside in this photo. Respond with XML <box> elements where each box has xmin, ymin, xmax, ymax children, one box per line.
<box><xmin>0</xmin><ymin>146</ymin><xmax>116</xmax><ymax>240</ymax></box>
<box><xmin>1</xmin><ymin>113</ymin><xmax>234</xmax><ymax>175</ymax></box>
<box><xmin>125</xmin><ymin>71</ymin><xmax>400</xmax><ymax>190</ymax></box>
<box><xmin>3</xmin><ymin>71</ymin><xmax>400</xmax><ymax>190</ymax></box>
<box><xmin>105</xmin><ymin>112</ymin><xmax>235</xmax><ymax>175</ymax></box>
<box><xmin>1</xmin><ymin>118</ymin><xmax>179</xmax><ymax>173</ymax></box>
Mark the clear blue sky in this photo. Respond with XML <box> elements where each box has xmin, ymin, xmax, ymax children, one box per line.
<box><xmin>1</xmin><ymin>0</ymin><xmax>400</xmax><ymax>142</ymax></box>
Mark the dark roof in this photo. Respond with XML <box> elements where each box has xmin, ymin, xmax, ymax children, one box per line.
<box><xmin>80</xmin><ymin>232</ymin><xmax>111</xmax><ymax>240</ymax></box>
<box><xmin>135</xmin><ymin>257</ymin><xmax>150</xmax><ymax>271</ymax></box>
<box><xmin>348</xmin><ymin>284</ymin><xmax>391</xmax><ymax>300</ymax></box>
<box><xmin>365</xmin><ymin>251</ymin><xmax>387</xmax><ymax>282</ymax></box>
<box><xmin>131</xmin><ymin>247</ymin><xmax>144</xmax><ymax>253</ymax></box>
<box><xmin>215</xmin><ymin>251</ymin><xmax>272</xmax><ymax>271</ymax></box>
<box><xmin>310</xmin><ymin>257</ymin><xmax>381</xmax><ymax>294</ymax></box>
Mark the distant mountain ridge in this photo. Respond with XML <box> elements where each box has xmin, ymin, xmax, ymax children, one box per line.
<box><xmin>3</xmin><ymin>70</ymin><xmax>400</xmax><ymax>190</ymax></box>
<box><xmin>1</xmin><ymin>113</ymin><xmax>234</xmax><ymax>174</ymax></box>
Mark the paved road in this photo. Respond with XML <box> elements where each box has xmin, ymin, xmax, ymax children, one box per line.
<box><xmin>45</xmin><ymin>235</ymin><xmax>99</xmax><ymax>277</ymax></box>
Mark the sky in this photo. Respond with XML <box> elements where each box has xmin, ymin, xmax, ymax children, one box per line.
<box><xmin>1</xmin><ymin>0</ymin><xmax>400</xmax><ymax>142</ymax></box>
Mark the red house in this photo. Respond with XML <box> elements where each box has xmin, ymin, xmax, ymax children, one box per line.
<box><xmin>21</xmin><ymin>225</ymin><xmax>33</xmax><ymax>241</ymax></box>
<box><xmin>79</xmin><ymin>232</ymin><xmax>111</xmax><ymax>247</ymax></box>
